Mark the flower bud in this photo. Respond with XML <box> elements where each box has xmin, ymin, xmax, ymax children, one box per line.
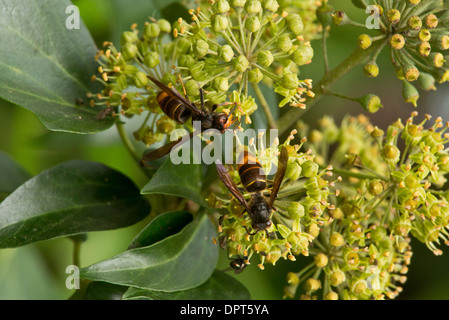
<box><xmin>316</xmin><ymin>2</ymin><xmax>334</xmax><ymax>28</ymax></box>
<box><xmin>120</xmin><ymin>31</ymin><xmax>138</xmax><ymax>45</ymax></box>
<box><xmin>314</xmin><ymin>253</ymin><xmax>329</xmax><ymax>268</ymax></box>
<box><xmin>430</xmin><ymin>52</ymin><xmax>445</xmax><ymax>68</ymax></box>
<box><xmin>387</xmin><ymin>9</ymin><xmax>401</xmax><ymax>24</ymax></box>
<box><xmin>286</xmin><ymin>13</ymin><xmax>304</xmax><ymax>35</ymax></box>
<box><xmin>276</xmin><ymin>34</ymin><xmax>293</xmax><ymax>53</ymax></box>
<box><xmin>418</xmin><ymin>41</ymin><xmax>431</xmax><ymax>57</ymax></box>
<box><xmin>426</xmin><ymin>13</ymin><xmax>438</xmax><ymax>29</ymax></box>
<box><xmin>390</xmin><ymin>34</ymin><xmax>405</xmax><ymax>50</ymax></box>
<box><xmin>435</xmin><ymin>35</ymin><xmax>449</xmax><ymax>50</ymax></box>
<box><xmin>212</xmin><ymin>76</ymin><xmax>229</xmax><ymax>92</ymax></box>
<box><xmin>287</xmin><ymin>202</ymin><xmax>305</xmax><ymax>219</ymax></box>
<box><xmin>134</xmin><ymin>71</ymin><xmax>148</xmax><ymax>88</ymax></box>
<box><xmin>233</xmin><ymin>55</ymin><xmax>249</xmax><ymax>72</ymax></box>
<box><xmin>368</xmin><ymin>180</ymin><xmax>384</xmax><ymax>195</ymax></box>
<box><xmin>286</xmin><ymin>272</ymin><xmax>299</xmax><ymax>285</ymax></box>
<box><xmin>185</xmin><ymin>79</ymin><xmax>200</xmax><ymax>97</ymax></box>
<box><xmin>358</xmin><ymin>34</ymin><xmax>372</xmax><ymax>50</ymax></box>
<box><xmin>291</xmin><ymin>45</ymin><xmax>314</xmax><ymax>66</ymax></box>
<box><xmin>304</xmin><ymin>278</ymin><xmax>321</xmax><ymax>292</ymax></box>
<box><xmin>245</xmin><ymin>0</ymin><xmax>262</xmax><ymax>14</ymax></box>
<box><xmin>301</xmin><ymin>160</ymin><xmax>319</xmax><ymax>178</ymax></box>
<box><xmin>408</xmin><ymin>16</ymin><xmax>422</xmax><ymax>30</ymax></box>
<box><xmin>363</xmin><ymin>61</ymin><xmax>379</xmax><ymax>78</ymax></box>
<box><xmin>325</xmin><ymin>291</ymin><xmax>339</xmax><ymax>300</ymax></box>
<box><xmin>358</xmin><ymin>94</ymin><xmax>383</xmax><ymax>113</ymax></box>
<box><xmin>212</xmin><ymin>0</ymin><xmax>231</xmax><ymax>14</ymax></box>
<box><xmin>257</xmin><ymin>50</ymin><xmax>274</xmax><ymax>67</ymax></box>
<box><xmin>404</xmin><ymin>65</ymin><xmax>419</xmax><ymax>81</ymax></box>
<box><xmin>158</xmin><ymin>19</ymin><xmax>171</xmax><ymax>33</ymax></box>
<box><xmin>231</xmin><ymin>0</ymin><xmax>246</xmax><ymax>8</ymax></box>
<box><xmin>143</xmin><ymin>23</ymin><xmax>161</xmax><ymax>38</ymax></box>
<box><xmin>402</xmin><ymin>80</ymin><xmax>420</xmax><ymax>106</ymax></box>
<box><xmin>329</xmin><ymin>270</ymin><xmax>345</xmax><ymax>286</ymax></box>
<box><xmin>211</xmin><ymin>14</ymin><xmax>229</xmax><ymax>32</ymax></box>
<box><xmin>370</xmin><ymin>126</ymin><xmax>384</xmax><ymax>138</ymax></box>
<box><xmin>245</xmin><ymin>16</ymin><xmax>261</xmax><ymax>32</ymax></box>
<box><xmin>417</xmin><ymin>72</ymin><xmax>436</xmax><ymax>91</ymax></box>
<box><xmin>418</xmin><ymin>29</ymin><xmax>431</xmax><ymax>42</ymax></box>
<box><xmin>157</xmin><ymin>116</ymin><xmax>177</xmax><ymax>133</ymax></box>
<box><xmin>330</xmin><ymin>232</ymin><xmax>345</xmax><ymax>247</ymax></box>
<box><xmin>248</xmin><ymin>68</ymin><xmax>263</xmax><ymax>83</ymax></box>
<box><xmin>282</xmin><ymin>73</ymin><xmax>299</xmax><ymax>89</ymax></box>
<box><xmin>382</xmin><ymin>144</ymin><xmax>400</xmax><ymax>161</ymax></box>
<box><xmin>218</xmin><ymin>45</ymin><xmax>234</xmax><ymax>62</ymax></box>
<box><xmin>193</xmin><ymin>39</ymin><xmax>210</xmax><ymax>57</ymax></box>
<box><xmin>121</xmin><ymin>42</ymin><xmax>138</xmax><ymax>61</ymax></box>
<box><xmin>144</xmin><ymin>51</ymin><xmax>160</xmax><ymax>68</ymax></box>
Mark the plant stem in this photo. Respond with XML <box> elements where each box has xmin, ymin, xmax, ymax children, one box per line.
<box><xmin>277</xmin><ymin>40</ymin><xmax>386</xmax><ymax>136</ymax></box>
<box><xmin>252</xmin><ymin>82</ymin><xmax>277</xmax><ymax>129</ymax></box>
<box><xmin>116</xmin><ymin>121</ymin><xmax>140</xmax><ymax>164</ymax></box>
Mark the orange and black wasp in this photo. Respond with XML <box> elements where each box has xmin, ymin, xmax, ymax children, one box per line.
<box><xmin>140</xmin><ymin>76</ymin><xmax>237</xmax><ymax>166</ymax></box>
<box><xmin>215</xmin><ymin>146</ymin><xmax>289</xmax><ymax>236</ymax></box>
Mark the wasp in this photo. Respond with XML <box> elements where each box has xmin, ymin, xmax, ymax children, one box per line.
<box><xmin>140</xmin><ymin>76</ymin><xmax>237</xmax><ymax>166</ymax></box>
<box><xmin>215</xmin><ymin>146</ymin><xmax>289</xmax><ymax>236</ymax></box>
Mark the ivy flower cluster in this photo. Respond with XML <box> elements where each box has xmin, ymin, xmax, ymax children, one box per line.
<box><xmin>210</xmin><ymin>131</ymin><xmax>339</xmax><ymax>271</ymax></box>
<box><xmin>283</xmin><ymin>112</ymin><xmax>449</xmax><ymax>299</ymax></box>
<box><xmin>334</xmin><ymin>0</ymin><xmax>449</xmax><ymax>106</ymax></box>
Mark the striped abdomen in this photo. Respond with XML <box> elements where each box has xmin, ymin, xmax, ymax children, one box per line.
<box><xmin>157</xmin><ymin>91</ymin><xmax>192</xmax><ymax>124</ymax></box>
<box><xmin>238</xmin><ymin>151</ymin><xmax>267</xmax><ymax>193</ymax></box>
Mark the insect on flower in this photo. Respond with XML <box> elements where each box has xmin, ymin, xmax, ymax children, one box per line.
<box><xmin>140</xmin><ymin>76</ymin><xmax>238</xmax><ymax>166</ymax></box>
<box><xmin>215</xmin><ymin>146</ymin><xmax>289</xmax><ymax>237</ymax></box>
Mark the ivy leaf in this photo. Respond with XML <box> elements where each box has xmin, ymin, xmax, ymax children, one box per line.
<box><xmin>0</xmin><ymin>160</ymin><xmax>150</xmax><ymax>248</ymax></box>
<box><xmin>0</xmin><ymin>151</ymin><xmax>31</xmax><ymax>194</ymax></box>
<box><xmin>122</xmin><ymin>270</ymin><xmax>251</xmax><ymax>300</ymax></box>
<box><xmin>80</xmin><ymin>213</ymin><xmax>218</xmax><ymax>292</ymax></box>
<box><xmin>128</xmin><ymin>211</ymin><xmax>193</xmax><ymax>249</ymax></box>
<box><xmin>141</xmin><ymin>159</ymin><xmax>206</xmax><ymax>206</ymax></box>
<box><xmin>0</xmin><ymin>0</ymin><xmax>115</xmax><ymax>133</ymax></box>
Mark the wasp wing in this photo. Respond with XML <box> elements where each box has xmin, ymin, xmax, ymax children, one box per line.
<box><xmin>215</xmin><ymin>160</ymin><xmax>251</xmax><ymax>213</ymax></box>
<box><xmin>140</xmin><ymin>131</ymin><xmax>197</xmax><ymax>167</ymax></box>
<box><xmin>147</xmin><ymin>76</ymin><xmax>203</xmax><ymax>115</ymax></box>
<box><xmin>269</xmin><ymin>146</ymin><xmax>289</xmax><ymax>207</ymax></box>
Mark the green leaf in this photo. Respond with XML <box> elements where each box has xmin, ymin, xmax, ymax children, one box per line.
<box><xmin>122</xmin><ymin>270</ymin><xmax>251</xmax><ymax>300</ymax></box>
<box><xmin>0</xmin><ymin>151</ymin><xmax>31</xmax><ymax>194</ymax></box>
<box><xmin>0</xmin><ymin>160</ymin><xmax>150</xmax><ymax>248</ymax></box>
<box><xmin>128</xmin><ymin>211</ymin><xmax>193</xmax><ymax>249</ymax></box>
<box><xmin>84</xmin><ymin>282</ymin><xmax>128</xmax><ymax>300</ymax></box>
<box><xmin>80</xmin><ymin>213</ymin><xmax>218</xmax><ymax>292</ymax></box>
<box><xmin>0</xmin><ymin>0</ymin><xmax>115</xmax><ymax>133</ymax></box>
<box><xmin>141</xmin><ymin>159</ymin><xmax>206</xmax><ymax>206</ymax></box>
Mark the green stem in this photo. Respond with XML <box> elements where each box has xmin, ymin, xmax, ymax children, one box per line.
<box><xmin>329</xmin><ymin>166</ymin><xmax>389</xmax><ymax>181</ymax></box>
<box><xmin>277</xmin><ymin>40</ymin><xmax>387</xmax><ymax>136</ymax></box>
<box><xmin>251</xmin><ymin>82</ymin><xmax>277</xmax><ymax>129</ymax></box>
<box><xmin>116</xmin><ymin>121</ymin><xmax>140</xmax><ymax>164</ymax></box>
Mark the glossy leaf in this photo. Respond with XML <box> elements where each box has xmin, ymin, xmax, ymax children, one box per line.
<box><xmin>123</xmin><ymin>270</ymin><xmax>251</xmax><ymax>300</ymax></box>
<box><xmin>0</xmin><ymin>160</ymin><xmax>150</xmax><ymax>248</ymax></box>
<box><xmin>128</xmin><ymin>211</ymin><xmax>193</xmax><ymax>249</ymax></box>
<box><xmin>0</xmin><ymin>151</ymin><xmax>31</xmax><ymax>194</ymax></box>
<box><xmin>141</xmin><ymin>159</ymin><xmax>206</xmax><ymax>206</ymax></box>
<box><xmin>80</xmin><ymin>213</ymin><xmax>218</xmax><ymax>292</ymax></box>
<box><xmin>0</xmin><ymin>0</ymin><xmax>115</xmax><ymax>133</ymax></box>
<box><xmin>84</xmin><ymin>282</ymin><xmax>128</xmax><ymax>300</ymax></box>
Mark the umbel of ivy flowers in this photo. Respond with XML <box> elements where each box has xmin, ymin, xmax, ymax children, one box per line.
<box><xmin>334</xmin><ymin>0</ymin><xmax>449</xmax><ymax>107</ymax></box>
<box><xmin>283</xmin><ymin>112</ymin><xmax>449</xmax><ymax>300</ymax></box>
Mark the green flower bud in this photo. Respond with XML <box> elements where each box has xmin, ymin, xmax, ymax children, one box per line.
<box><xmin>286</xmin><ymin>272</ymin><xmax>299</xmax><ymax>285</ymax></box>
<box><xmin>134</xmin><ymin>71</ymin><xmax>148</xmax><ymax>88</ymax></box>
<box><xmin>178</xmin><ymin>55</ymin><xmax>196</xmax><ymax>68</ymax></box>
<box><xmin>353</xmin><ymin>281</ymin><xmax>367</xmax><ymax>295</ymax></box>
<box><xmin>276</xmin><ymin>34</ymin><xmax>293</xmax><ymax>53</ymax></box>
<box><xmin>231</xmin><ymin>0</ymin><xmax>246</xmax><ymax>8</ymax></box>
<box><xmin>314</xmin><ymin>253</ymin><xmax>329</xmax><ymax>268</ymax></box>
<box><xmin>211</xmin><ymin>14</ymin><xmax>229</xmax><ymax>32</ymax></box>
<box><xmin>263</xmin><ymin>0</ymin><xmax>279</xmax><ymax>13</ymax></box>
<box><xmin>257</xmin><ymin>50</ymin><xmax>274</xmax><ymax>67</ymax></box>
<box><xmin>417</xmin><ymin>72</ymin><xmax>436</xmax><ymax>91</ymax></box>
<box><xmin>431</xmin><ymin>52</ymin><xmax>445</xmax><ymax>68</ymax></box>
<box><xmin>143</xmin><ymin>22</ymin><xmax>161</xmax><ymax>38</ymax></box>
<box><xmin>402</xmin><ymin>80</ymin><xmax>419</xmax><ymax>106</ymax></box>
<box><xmin>212</xmin><ymin>0</ymin><xmax>231</xmax><ymax>14</ymax></box>
<box><xmin>418</xmin><ymin>41</ymin><xmax>431</xmax><ymax>57</ymax></box>
<box><xmin>218</xmin><ymin>45</ymin><xmax>234</xmax><ymax>62</ymax></box>
<box><xmin>435</xmin><ymin>35</ymin><xmax>449</xmax><ymax>50</ymax></box>
<box><xmin>408</xmin><ymin>16</ymin><xmax>422</xmax><ymax>30</ymax></box>
<box><xmin>245</xmin><ymin>16</ymin><xmax>261</xmax><ymax>32</ymax></box>
<box><xmin>363</xmin><ymin>61</ymin><xmax>379</xmax><ymax>78</ymax></box>
<box><xmin>120</xmin><ymin>31</ymin><xmax>138</xmax><ymax>45</ymax></box>
<box><xmin>144</xmin><ymin>51</ymin><xmax>160</xmax><ymax>68</ymax></box>
<box><xmin>248</xmin><ymin>68</ymin><xmax>263</xmax><ymax>83</ymax></box>
<box><xmin>316</xmin><ymin>2</ymin><xmax>334</xmax><ymax>28</ymax></box>
<box><xmin>157</xmin><ymin>116</ymin><xmax>177</xmax><ymax>133</ymax></box>
<box><xmin>330</xmin><ymin>232</ymin><xmax>345</xmax><ymax>247</ymax></box>
<box><xmin>282</xmin><ymin>73</ymin><xmax>299</xmax><ymax>90</ymax></box>
<box><xmin>185</xmin><ymin>79</ymin><xmax>200</xmax><ymax>97</ymax></box>
<box><xmin>382</xmin><ymin>144</ymin><xmax>400</xmax><ymax>161</ymax></box>
<box><xmin>304</xmin><ymin>278</ymin><xmax>321</xmax><ymax>292</ymax></box>
<box><xmin>121</xmin><ymin>42</ymin><xmax>138</xmax><ymax>61</ymax></box>
<box><xmin>245</xmin><ymin>0</ymin><xmax>262</xmax><ymax>14</ymax></box>
<box><xmin>329</xmin><ymin>269</ymin><xmax>345</xmax><ymax>286</ymax></box>
<box><xmin>368</xmin><ymin>180</ymin><xmax>384</xmax><ymax>195</ymax></box>
<box><xmin>404</xmin><ymin>65</ymin><xmax>419</xmax><ymax>81</ymax></box>
<box><xmin>194</xmin><ymin>39</ymin><xmax>210</xmax><ymax>57</ymax></box>
<box><xmin>358</xmin><ymin>34</ymin><xmax>372</xmax><ymax>49</ymax></box>
<box><xmin>436</xmin><ymin>68</ymin><xmax>449</xmax><ymax>83</ymax></box>
<box><xmin>158</xmin><ymin>19</ymin><xmax>171</xmax><ymax>33</ymax></box>
<box><xmin>212</xmin><ymin>76</ymin><xmax>229</xmax><ymax>92</ymax></box>
<box><xmin>285</xmin><ymin>161</ymin><xmax>302</xmax><ymax>180</ymax></box>
<box><xmin>332</xmin><ymin>10</ymin><xmax>347</xmax><ymax>26</ymax></box>
<box><xmin>387</xmin><ymin>9</ymin><xmax>401</xmax><ymax>24</ymax></box>
<box><xmin>358</xmin><ymin>94</ymin><xmax>383</xmax><ymax>113</ymax></box>
<box><xmin>291</xmin><ymin>45</ymin><xmax>314</xmax><ymax>66</ymax></box>
<box><xmin>142</xmin><ymin>131</ymin><xmax>164</xmax><ymax>147</ymax></box>
<box><xmin>370</xmin><ymin>226</ymin><xmax>387</xmax><ymax>242</ymax></box>
<box><xmin>301</xmin><ymin>160</ymin><xmax>319</xmax><ymax>178</ymax></box>
<box><xmin>325</xmin><ymin>291</ymin><xmax>339</xmax><ymax>300</ymax></box>
<box><xmin>286</xmin><ymin>13</ymin><xmax>304</xmax><ymax>36</ymax></box>
<box><xmin>390</xmin><ymin>34</ymin><xmax>405</xmax><ymax>50</ymax></box>
<box><xmin>419</xmin><ymin>29</ymin><xmax>431</xmax><ymax>42</ymax></box>
<box><xmin>287</xmin><ymin>202</ymin><xmax>305</xmax><ymax>219</ymax></box>
<box><xmin>426</xmin><ymin>13</ymin><xmax>438</xmax><ymax>29</ymax></box>
<box><xmin>370</xmin><ymin>126</ymin><xmax>384</xmax><ymax>138</ymax></box>
<box><xmin>233</xmin><ymin>55</ymin><xmax>249</xmax><ymax>72</ymax></box>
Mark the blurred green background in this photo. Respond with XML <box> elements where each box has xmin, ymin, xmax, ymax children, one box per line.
<box><xmin>0</xmin><ymin>0</ymin><xmax>448</xmax><ymax>299</ymax></box>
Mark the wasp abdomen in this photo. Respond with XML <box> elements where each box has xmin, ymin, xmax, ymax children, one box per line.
<box><xmin>238</xmin><ymin>151</ymin><xmax>267</xmax><ymax>193</ymax></box>
<box><xmin>157</xmin><ymin>91</ymin><xmax>192</xmax><ymax>124</ymax></box>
